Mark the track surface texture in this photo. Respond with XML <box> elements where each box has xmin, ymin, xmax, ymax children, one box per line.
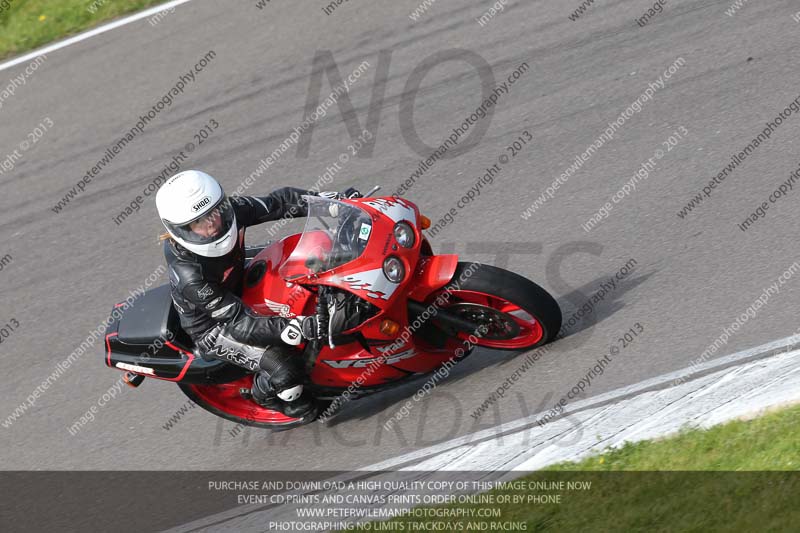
<box><xmin>2</xmin><ymin>0</ymin><xmax>799</xmax><ymax>479</ymax></box>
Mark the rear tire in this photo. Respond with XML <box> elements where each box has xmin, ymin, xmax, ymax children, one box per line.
<box><xmin>178</xmin><ymin>377</ymin><xmax>317</xmax><ymax>430</ymax></box>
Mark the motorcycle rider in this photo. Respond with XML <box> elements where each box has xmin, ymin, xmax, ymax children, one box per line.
<box><xmin>155</xmin><ymin>170</ymin><xmax>357</xmax><ymax>422</ymax></box>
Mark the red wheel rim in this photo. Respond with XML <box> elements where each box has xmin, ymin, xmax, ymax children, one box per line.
<box><xmin>431</xmin><ymin>289</ymin><xmax>545</xmax><ymax>349</ymax></box>
<box><xmin>186</xmin><ymin>375</ymin><xmax>298</xmax><ymax>425</ymax></box>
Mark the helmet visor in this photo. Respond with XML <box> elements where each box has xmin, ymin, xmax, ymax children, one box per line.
<box><xmin>164</xmin><ymin>197</ymin><xmax>235</xmax><ymax>245</ymax></box>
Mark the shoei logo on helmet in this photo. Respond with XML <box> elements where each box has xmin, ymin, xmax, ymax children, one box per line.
<box><xmin>192</xmin><ymin>196</ymin><xmax>211</xmax><ymax>212</ymax></box>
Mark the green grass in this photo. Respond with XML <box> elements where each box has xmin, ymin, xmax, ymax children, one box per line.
<box><xmin>344</xmin><ymin>404</ymin><xmax>800</xmax><ymax>532</ymax></box>
<box><xmin>0</xmin><ymin>0</ymin><xmax>169</xmax><ymax>60</ymax></box>
<box><xmin>549</xmin><ymin>403</ymin><xmax>800</xmax><ymax>471</ymax></box>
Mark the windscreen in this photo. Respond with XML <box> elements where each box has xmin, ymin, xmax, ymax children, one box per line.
<box><xmin>278</xmin><ymin>196</ymin><xmax>373</xmax><ymax>281</ymax></box>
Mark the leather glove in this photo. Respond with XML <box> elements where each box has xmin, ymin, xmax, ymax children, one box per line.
<box><xmin>279</xmin><ymin>315</ymin><xmax>325</xmax><ymax>346</ymax></box>
<box><xmin>319</xmin><ymin>188</ymin><xmax>362</xmax><ymax>200</ymax></box>
<box><xmin>319</xmin><ymin>189</ymin><xmax>362</xmax><ymax>217</ymax></box>
<box><xmin>319</xmin><ymin>191</ymin><xmax>343</xmax><ymax>218</ymax></box>
<box><xmin>342</xmin><ymin>187</ymin><xmax>362</xmax><ymax>198</ymax></box>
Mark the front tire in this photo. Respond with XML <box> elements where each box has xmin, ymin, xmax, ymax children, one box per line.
<box><xmin>428</xmin><ymin>262</ymin><xmax>562</xmax><ymax>350</ymax></box>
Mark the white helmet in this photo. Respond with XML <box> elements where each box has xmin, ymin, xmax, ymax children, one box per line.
<box><xmin>155</xmin><ymin>170</ymin><xmax>238</xmax><ymax>257</ymax></box>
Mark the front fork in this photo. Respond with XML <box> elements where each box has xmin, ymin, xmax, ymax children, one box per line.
<box><xmin>406</xmin><ymin>299</ymin><xmax>483</xmax><ymax>333</ymax></box>
<box><xmin>301</xmin><ymin>285</ymin><xmax>330</xmax><ymax>375</ymax></box>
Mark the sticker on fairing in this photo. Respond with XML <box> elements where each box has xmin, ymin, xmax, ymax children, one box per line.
<box><xmin>358</xmin><ymin>223</ymin><xmax>372</xmax><ymax>241</ymax></box>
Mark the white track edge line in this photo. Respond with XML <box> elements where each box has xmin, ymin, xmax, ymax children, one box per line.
<box><xmin>361</xmin><ymin>333</ymin><xmax>800</xmax><ymax>471</ymax></box>
<box><xmin>0</xmin><ymin>0</ymin><xmax>195</xmax><ymax>73</ymax></box>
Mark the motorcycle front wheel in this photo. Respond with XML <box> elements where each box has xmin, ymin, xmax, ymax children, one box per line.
<box><xmin>426</xmin><ymin>262</ymin><xmax>562</xmax><ymax>350</ymax></box>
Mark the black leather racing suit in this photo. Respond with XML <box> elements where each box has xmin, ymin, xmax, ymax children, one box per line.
<box><xmin>165</xmin><ymin>187</ymin><xmax>315</xmax><ymax>399</ymax></box>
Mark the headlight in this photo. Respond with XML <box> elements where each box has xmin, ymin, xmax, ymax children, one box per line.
<box><xmin>393</xmin><ymin>222</ymin><xmax>415</xmax><ymax>248</ymax></box>
<box><xmin>383</xmin><ymin>256</ymin><xmax>405</xmax><ymax>282</ymax></box>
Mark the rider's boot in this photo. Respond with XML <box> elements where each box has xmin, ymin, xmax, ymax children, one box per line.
<box><xmin>197</xmin><ymin>326</ymin><xmax>317</xmax><ymax>421</ymax></box>
<box><xmin>249</xmin><ymin>371</ymin><xmax>317</xmax><ymax>420</ymax></box>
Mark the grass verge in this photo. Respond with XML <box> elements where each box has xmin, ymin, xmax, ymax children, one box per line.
<box><xmin>0</xmin><ymin>0</ymin><xmax>170</xmax><ymax>60</ymax></box>
<box><xmin>343</xmin><ymin>404</ymin><xmax>800</xmax><ymax>531</ymax></box>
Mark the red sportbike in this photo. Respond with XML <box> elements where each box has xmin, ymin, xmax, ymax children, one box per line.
<box><xmin>105</xmin><ymin>192</ymin><xmax>561</xmax><ymax>428</ymax></box>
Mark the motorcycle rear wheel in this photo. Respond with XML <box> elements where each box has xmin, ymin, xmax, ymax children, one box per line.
<box><xmin>178</xmin><ymin>375</ymin><xmax>316</xmax><ymax>429</ymax></box>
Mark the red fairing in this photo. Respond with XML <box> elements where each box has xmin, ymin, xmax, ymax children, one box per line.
<box><xmin>407</xmin><ymin>255</ymin><xmax>459</xmax><ymax>301</ymax></box>
<box><xmin>240</xmin><ymin>196</ymin><xmax>464</xmax><ymax>389</ymax></box>
<box><xmin>276</xmin><ymin>197</ymin><xmax>421</xmax><ymax>311</ymax></box>
<box><xmin>242</xmin><ymin>234</ymin><xmax>313</xmax><ymax>319</ymax></box>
